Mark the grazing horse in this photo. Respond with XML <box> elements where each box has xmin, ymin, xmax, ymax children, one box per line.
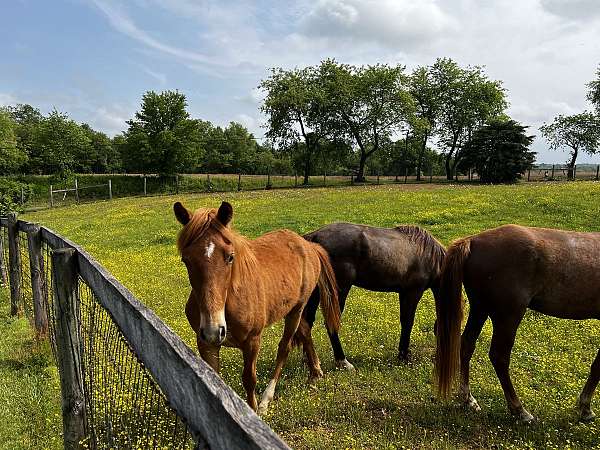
<box><xmin>298</xmin><ymin>223</ymin><xmax>446</xmax><ymax>372</ymax></box>
<box><xmin>174</xmin><ymin>201</ymin><xmax>340</xmax><ymax>414</ymax></box>
<box><xmin>435</xmin><ymin>224</ymin><xmax>600</xmax><ymax>423</ymax></box>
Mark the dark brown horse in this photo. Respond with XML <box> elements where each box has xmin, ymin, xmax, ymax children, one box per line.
<box><xmin>298</xmin><ymin>223</ymin><xmax>446</xmax><ymax>373</ymax></box>
<box><xmin>174</xmin><ymin>201</ymin><xmax>340</xmax><ymax>414</ymax></box>
<box><xmin>435</xmin><ymin>224</ymin><xmax>600</xmax><ymax>423</ymax></box>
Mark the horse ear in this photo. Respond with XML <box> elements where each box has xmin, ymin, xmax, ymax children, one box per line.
<box><xmin>216</xmin><ymin>201</ymin><xmax>233</xmax><ymax>226</ymax></box>
<box><xmin>173</xmin><ymin>202</ymin><xmax>192</xmax><ymax>225</ymax></box>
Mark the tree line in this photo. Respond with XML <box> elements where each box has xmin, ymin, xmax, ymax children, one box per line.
<box><xmin>1</xmin><ymin>58</ymin><xmax>599</xmax><ymax>184</ymax></box>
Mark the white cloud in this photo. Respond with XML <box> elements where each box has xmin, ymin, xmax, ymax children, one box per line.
<box><xmin>141</xmin><ymin>66</ymin><xmax>167</xmax><ymax>85</ymax></box>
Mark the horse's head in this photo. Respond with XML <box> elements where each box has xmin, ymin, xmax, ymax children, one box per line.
<box><xmin>174</xmin><ymin>201</ymin><xmax>235</xmax><ymax>346</ymax></box>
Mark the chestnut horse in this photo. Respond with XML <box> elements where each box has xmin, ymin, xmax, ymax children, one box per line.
<box><xmin>174</xmin><ymin>201</ymin><xmax>340</xmax><ymax>414</ymax></box>
<box><xmin>435</xmin><ymin>224</ymin><xmax>600</xmax><ymax>423</ymax></box>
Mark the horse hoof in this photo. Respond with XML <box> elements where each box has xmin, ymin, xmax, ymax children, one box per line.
<box><xmin>463</xmin><ymin>395</ymin><xmax>481</xmax><ymax>412</ymax></box>
<box><xmin>516</xmin><ymin>409</ymin><xmax>535</xmax><ymax>424</ymax></box>
<box><xmin>398</xmin><ymin>351</ymin><xmax>411</xmax><ymax>364</ymax></box>
<box><xmin>336</xmin><ymin>359</ymin><xmax>356</xmax><ymax>372</ymax></box>
<box><xmin>580</xmin><ymin>410</ymin><xmax>596</xmax><ymax>423</ymax></box>
<box><xmin>257</xmin><ymin>403</ymin><xmax>269</xmax><ymax>415</ymax></box>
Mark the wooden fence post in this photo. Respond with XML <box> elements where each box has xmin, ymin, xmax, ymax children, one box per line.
<box><xmin>108</xmin><ymin>179</ymin><xmax>112</xmax><ymax>200</ymax></box>
<box><xmin>52</xmin><ymin>248</ymin><xmax>87</xmax><ymax>450</ymax></box>
<box><xmin>7</xmin><ymin>213</ymin><xmax>21</xmax><ymax>316</ymax></box>
<box><xmin>596</xmin><ymin>165</ymin><xmax>599</xmax><ymax>181</ymax></box>
<box><xmin>404</xmin><ymin>167</ymin><xmax>408</xmax><ymax>184</ymax></box>
<box><xmin>429</xmin><ymin>166</ymin><xmax>433</xmax><ymax>183</ymax></box>
<box><xmin>0</xmin><ymin>230</ymin><xmax>7</xmax><ymax>287</ymax></box>
<box><xmin>237</xmin><ymin>173</ymin><xmax>242</xmax><ymax>191</ymax></box>
<box><xmin>551</xmin><ymin>164</ymin><xmax>555</xmax><ymax>180</ymax></box>
<box><xmin>74</xmin><ymin>179</ymin><xmax>79</xmax><ymax>203</ymax></box>
<box><xmin>527</xmin><ymin>168</ymin><xmax>531</xmax><ymax>182</ymax></box>
<box><xmin>324</xmin><ymin>171</ymin><xmax>327</xmax><ymax>186</ymax></box>
<box><xmin>27</xmin><ymin>224</ymin><xmax>48</xmax><ymax>337</ymax></box>
<box><xmin>294</xmin><ymin>172</ymin><xmax>298</xmax><ymax>187</ymax></box>
<box><xmin>143</xmin><ymin>176</ymin><xmax>147</xmax><ymax>196</ymax></box>
<box><xmin>50</xmin><ymin>185</ymin><xmax>54</xmax><ymax>208</ymax></box>
<box><xmin>176</xmin><ymin>175</ymin><xmax>180</xmax><ymax>194</ymax></box>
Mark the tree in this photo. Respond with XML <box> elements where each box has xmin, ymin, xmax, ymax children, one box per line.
<box><xmin>432</xmin><ymin>58</ymin><xmax>507</xmax><ymax>180</ymax></box>
<box><xmin>6</xmin><ymin>104</ymin><xmax>43</xmax><ymax>163</ymax></box>
<box><xmin>260</xmin><ymin>67</ymin><xmax>328</xmax><ymax>184</ymax></box>
<box><xmin>29</xmin><ymin>110</ymin><xmax>90</xmax><ymax>175</ymax></box>
<box><xmin>458</xmin><ymin>119</ymin><xmax>535</xmax><ymax>183</ymax></box>
<box><xmin>123</xmin><ymin>90</ymin><xmax>201</xmax><ymax>175</ymax></box>
<box><xmin>80</xmin><ymin>124</ymin><xmax>121</xmax><ymax>173</ymax></box>
<box><xmin>540</xmin><ymin>112</ymin><xmax>600</xmax><ymax>179</ymax></box>
<box><xmin>0</xmin><ymin>109</ymin><xmax>28</xmax><ymax>174</ymax></box>
<box><xmin>409</xmin><ymin>66</ymin><xmax>441</xmax><ymax>181</ymax></box>
<box><xmin>587</xmin><ymin>65</ymin><xmax>600</xmax><ymax>114</ymax></box>
<box><xmin>318</xmin><ymin>60</ymin><xmax>415</xmax><ymax>182</ymax></box>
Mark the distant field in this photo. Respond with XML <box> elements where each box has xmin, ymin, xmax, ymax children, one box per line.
<box><xmin>19</xmin><ymin>181</ymin><xmax>600</xmax><ymax>449</ymax></box>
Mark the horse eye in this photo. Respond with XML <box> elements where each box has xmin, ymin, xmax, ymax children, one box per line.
<box><xmin>227</xmin><ymin>253</ymin><xmax>235</xmax><ymax>264</ymax></box>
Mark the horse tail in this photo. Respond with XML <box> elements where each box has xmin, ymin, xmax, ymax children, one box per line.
<box><xmin>435</xmin><ymin>237</ymin><xmax>469</xmax><ymax>399</ymax></box>
<box><xmin>314</xmin><ymin>244</ymin><xmax>341</xmax><ymax>334</ymax></box>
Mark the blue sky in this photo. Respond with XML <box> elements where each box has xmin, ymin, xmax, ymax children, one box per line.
<box><xmin>2</xmin><ymin>0</ymin><xmax>600</xmax><ymax>163</ymax></box>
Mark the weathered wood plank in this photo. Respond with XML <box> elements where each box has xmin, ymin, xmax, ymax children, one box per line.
<box><xmin>7</xmin><ymin>213</ymin><xmax>21</xmax><ymax>315</ymax></box>
<box><xmin>39</xmin><ymin>225</ymin><xmax>289</xmax><ymax>450</ymax></box>
<box><xmin>26</xmin><ymin>224</ymin><xmax>48</xmax><ymax>337</ymax></box>
<box><xmin>0</xmin><ymin>228</ymin><xmax>8</xmax><ymax>287</ymax></box>
<box><xmin>52</xmin><ymin>248</ymin><xmax>87</xmax><ymax>449</ymax></box>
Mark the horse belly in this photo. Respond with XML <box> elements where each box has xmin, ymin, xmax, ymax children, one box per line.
<box><xmin>531</xmin><ymin>249</ymin><xmax>600</xmax><ymax>320</ymax></box>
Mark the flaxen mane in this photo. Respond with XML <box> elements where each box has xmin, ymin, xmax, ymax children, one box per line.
<box><xmin>395</xmin><ymin>225</ymin><xmax>447</xmax><ymax>276</ymax></box>
<box><xmin>177</xmin><ymin>208</ymin><xmax>258</xmax><ymax>293</ymax></box>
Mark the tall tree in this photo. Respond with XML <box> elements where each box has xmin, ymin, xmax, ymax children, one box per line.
<box><xmin>124</xmin><ymin>90</ymin><xmax>201</xmax><ymax>175</ymax></box>
<box><xmin>587</xmin><ymin>65</ymin><xmax>600</xmax><ymax>114</ymax></box>
<box><xmin>318</xmin><ymin>60</ymin><xmax>415</xmax><ymax>182</ymax></box>
<box><xmin>0</xmin><ymin>109</ymin><xmax>28</xmax><ymax>174</ymax></box>
<box><xmin>459</xmin><ymin>119</ymin><xmax>535</xmax><ymax>183</ymax></box>
<box><xmin>29</xmin><ymin>110</ymin><xmax>90</xmax><ymax>175</ymax></box>
<box><xmin>260</xmin><ymin>67</ymin><xmax>327</xmax><ymax>184</ymax></box>
<box><xmin>432</xmin><ymin>58</ymin><xmax>507</xmax><ymax>180</ymax></box>
<box><xmin>540</xmin><ymin>111</ymin><xmax>600</xmax><ymax>179</ymax></box>
<box><xmin>409</xmin><ymin>66</ymin><xmax>441</xmax><ymax>181</ymax></box>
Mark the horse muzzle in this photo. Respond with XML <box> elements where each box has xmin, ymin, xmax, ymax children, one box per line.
<box><xmin>199</xmin><ymin>324</ymin><xmax>227</xmax><ymax>345</ymax></box>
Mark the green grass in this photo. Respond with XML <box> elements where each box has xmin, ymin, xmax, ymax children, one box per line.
<box><xmin>22</xmin><ymin>181</ymin><xmax>600</xmax><ymax>449</ymax></box>
<box><xmin>0</xmin><ymin>289</ymin><xmax>62</xmax><ymax>450</ymax></box>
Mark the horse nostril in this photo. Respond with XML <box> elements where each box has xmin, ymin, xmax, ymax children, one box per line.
<box><xmin>219</xmin><ymin>326</ymin><xmax>226</xmax><ymax>340</ymax></box>
<box><xmin>199</xmin><ymin>328</ymin><xmax>207</xmax><ymax>342</ymax></box>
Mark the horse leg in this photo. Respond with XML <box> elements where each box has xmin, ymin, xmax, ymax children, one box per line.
<box><xmin>328</xmin><ymin>287</ymin><xmax>355</xmax><ymax>371</ymax></box>
<box><xmin>242</xmin><ymin>337</ymin><xmax>261</xmax><ymax>411</ymax></box>
<box><xmin>489</xmin><ymin>309</ymin><xmax>534</xmax><ymax>423</ymax></box>
<box><xmin>295</xmin><ymin>318</ymin><xmax>324</xmax><ymax>382</ymax></box>
<box><xmin>398</xmin><ymin>287</ymin><xmax>425</xmax><ymax>362</ymax></box>
<box><xmin>578</xmin><ymin>348</ymin><xmax>600</xmax><ymax>422</ymax></box>
<box><xmin>459</xmin><ymin>302</ymin><xmax>488</xmax><ymax>411</ymax></box>
<box><xmin>197</xmin><ymin>338</ymin><xmax>221</xmax><ymax>373</ymax></box>
<box><xmin>258</xmin><ymin>306</ymin><xmax>304</xmax><ymax>414</ymax></box>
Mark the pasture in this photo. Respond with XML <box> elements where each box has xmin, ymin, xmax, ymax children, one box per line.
<box><xmin>21</xmin><ymin>181</ymin><xmax>600</xmax><ymax>449</ymax></box>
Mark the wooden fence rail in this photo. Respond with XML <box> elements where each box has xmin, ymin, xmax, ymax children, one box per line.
<box><xmin>0</xmin><ymin>216</ymin><xmax>289</xmax><ymax>450</ymax></box>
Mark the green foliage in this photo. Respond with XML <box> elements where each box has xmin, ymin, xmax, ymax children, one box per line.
<box><xmin>0</xmin><ymin>179</ymin><xmax>31</xmax><ymax>215</ymax></box>
<box><xmin>587</xmin><ymin>65</ymin><xmax>600</xmax><ymax>115</ymax></box>
<box><xmin>123</xmin><ymin>91</ymin><xmax>202</xmax><ymax>175</ymax></box>
<box><xmin>25</xmin><ymin>182</ymin><xmax>600</xmax><ymax>449</ymax></box>
<box><xmin>0</xmin><ymin>109</ymin><xmax>28</xmax><ymax>175</ymax></box>
<box><xmin>459</xmin><ymin>119</ymin><xmax>535</xmax><ymax>183</ymax></box>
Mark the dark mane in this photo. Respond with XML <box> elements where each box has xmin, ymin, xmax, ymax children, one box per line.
<box><xmin>395</xmin><ymin>225</ymin><xmax>447</xmax><ymax>277</ymax></box>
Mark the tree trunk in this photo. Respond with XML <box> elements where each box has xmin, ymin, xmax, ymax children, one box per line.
<box><xmin>303</xmin><ymin>155</ymin><xmax>311</xmax><ymax>185</ymax></box>
<box><xmin>568</xmin><ymin>148</ymin><xmax>578</xmax><ymax>180</ymax></box>
<box><xmin>416</xmin><ymin>132</ymin><xmax>428</xmax><ymax>182</ymax></box>
<box><xmin>445</xmin><ymin>152</ymin><xmax>453</xmax><ymax>180</ymax></box>
<box><xmin>356</xmin><ymin>151</ymin><xmax>368</xmax><ymax>182</ymax></box>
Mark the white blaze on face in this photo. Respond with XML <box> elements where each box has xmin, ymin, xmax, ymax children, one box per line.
<box><xmin>205</xmin><ymin>241</ymin><xmax>215</xmax><ymax>259</ymax></box>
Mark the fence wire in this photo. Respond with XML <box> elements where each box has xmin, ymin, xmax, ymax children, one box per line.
<box><xmin>2</xmin><ymin>224</ymin><xmax>195</xmax><ymax>449</ymax></box>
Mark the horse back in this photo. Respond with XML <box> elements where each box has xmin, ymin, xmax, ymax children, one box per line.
<box><xmin>465</xmin><ymin>224</ymin><xmax>600</xmax><ymax>319</ymax></box>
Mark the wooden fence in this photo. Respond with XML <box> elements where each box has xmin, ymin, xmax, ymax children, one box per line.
<box><xmin>0</xmin><ymin>213</ymin><xmax>289</xmax><ymax>450</ymax></box>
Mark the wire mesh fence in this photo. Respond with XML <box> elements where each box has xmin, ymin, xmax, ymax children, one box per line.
<box><xmin>78</xmin><ymin>280</ymin><xmax>193</xmax><ymax>449</ymax></box>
